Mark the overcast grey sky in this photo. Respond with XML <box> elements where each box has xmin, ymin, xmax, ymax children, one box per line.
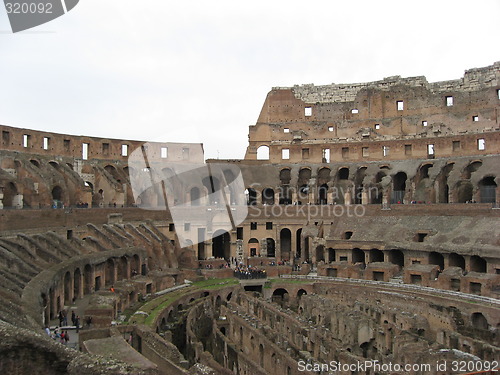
<box><xmin>1</xmin><ymin>0</ymin><xmax>499</xmax><ymax>159</ymax></box>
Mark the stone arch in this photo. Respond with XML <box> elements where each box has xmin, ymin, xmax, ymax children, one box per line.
<box><xmin>429</xmin><ymin>251</ymin><xmax>444</xmax><ymax>270</ymax></box>
<box><xmin>470</xmin><ymin>255</ymin><xmax>487</xmax><ymax>273</ymax></box>
<box><xmin>279</xmin><ymin>168</ymin><xmax>292</xmax><ymax>205</ymax></box>
<box><xmin>414</xmin><ymin>163</ymin><xmax>434</xmax><ymax>202</ymax></box>
<box><xmin>392</xmin><ymin>172</ymin><xmax>407</xmax><ymax>203</ymax></box>
<box><xmin>52</xmin><ymin>185</ymin><xmax>63</xmax><ymax>202</ymax></box>
<box><xmin>2</xmin><ymin>182</ymin><xmax>18</xmax><ymax>207</ymax></box>
<box><xmin>317</xmin><ymin>166</ymin><xmax>331</xmax><ymax>203</ymax></box>
<box><xmin>360</xmin><ymin>339</ymin><xmax>377</xmax><ymax>358</ymax></box>
<box><xmin>266</xmin><ymin>238</ymin><xmax>276</xmax><ymax>258</ymax></box>
<box><xmin>279</xmin><ymin>168</ymin><xmax>291</xmax><ymax>184</ymax></box>
<box><xmin>318</xmin><ymin>183</ymin><xmax>328</xmax><ymax>205</ymax></box>
<box><xmin>297</xmin><ymin>168</ymin><xmax>311</xmax><ymax>202</ymax></box>
<box><xmin>280</xmin><ymin>228</ymin><xmax>291</xmax><ymax>260</ymax></box>
<box><xmin>48</xmin><ymin>161</ymin><xmax>60</xmax><ymax>170</ymax></box>
<box><xmin>297</xmin><ymin>289</ymin><xmax>307</xmax><ymax>299</ymax></box>
<box><xmin>352</xmin><ymin>248</ymin><xmax>365</xmax><ymax>266</ymax></box>
<box><xmin>338</xmin><ymin>167</ymin><xmax>349</xmax><ymax>180</ymax></box>
<box><xmin>315</xmin><ymin>245</ymin><xmax>325</xmax><ymax>262</ymax></box>
<box><xmin>84</xmin><ymin>181</ymin><xmax>94</xmax><ymax>194</ymax></box>
<box><xmin>272</xmin><ymin>288</ymin><xmax>289</xmax><ymax>305</ymax></box>
<box><xmin>375</xmin><ymin>170</ymin><xmax>387</xmax><ymax>183</ymax></box>
<box><xmin>246</xmin><ymin>188</ymin><xmax>257</xmax><ymax>205</ymax></box>
<box><xmin>30</xmin><ymin>159</ymin><xmax>40</xmax><ymax>168</ymax></box>
<box><xmin>262</xmin><ymin>188</ymin><xmax>275</xmax><ymax>205</ymax></box>
<box><xmin>257</xmin><ymin>145</ymin><xmax>269</xmax><ymax>160</ymax></box>
<box><xmin>437</xmin><ymin>163</ymin><xmax>454</xmax><ymax>203</ymax></box>
<box><xmin>317</xmin><ymin>167</ymin><xmax>331</xmax><ymax>182</ymax></box>
<box><xmin>456</xmin><ymin>180</ymin><xmax>474</xmax><ymax>203</ymax></box>
<box><xmin>212</xmin><ymin>230</ymin><xmax>230</xmax><ymax>259</ymax></box>
<box><xmin>449</xmin><ymin>253</ymin><xmax>465</xmax><ymax>270</ymax></box>
<box><xmin>248</xmin><ymin>238</ymin><xmax>260</xmax><ymax>257</ymax></box>
<box><xmin>190</xmin><ymin>186</ymin><xmax>200</xmax><ymax>206</ymax></box>
<box><xmin>369</xmin><ymin>249</ymin><xmax>384</xmax><ymax>263</ymax></box>
<box><xmin>479</xmin><ymin>176</ymin><xmax>497</xmax><ymax>203</ymax></box>
<box><xmin>471</xmin><ymin>312</ymin><xmax>489</xmax><ymax>330</ymax></box>
<box><xmin>131</xmin><ymin>254</ymin><xmax>140</xmax><ymax>276</ymax></box>
<box><xmin>354</xmin><ymin>167</ymin><xmax>367</xmax><ymax>204</ymax></box>
<box><xmin>462</xmin><ymin>160</ymin><xmax>482</xmax><ymax>179</ymax></box>
<box><xmin>104</xmin><ymin>165</ymin><xmax>122</xmax><ymax>183</ymax></box>
<box><xmin>388</xmin><ymin>250</ymin><xmax>404</xmax><ymax>268</ymax></box>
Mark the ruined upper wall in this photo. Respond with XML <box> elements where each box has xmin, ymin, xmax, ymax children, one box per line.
<box><xmin>247</xmin><ymin>62</ymin><xmax>500</xmax><ymax>161</ymax></box>
<box><xmin>0</xmin><ymin>124</ymin><xmax>204</xmax><ymax>163</ymax></box>
<box><xmin>283</xmin><ymin>61</ymin><xmax>500</xmax><ymax>104</ymax></box>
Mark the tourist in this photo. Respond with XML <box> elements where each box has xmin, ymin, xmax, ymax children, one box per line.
<box><xmin>62</xmin><ymin>309</ymin><xmax>68</xmax><ymax>326</ymax></box>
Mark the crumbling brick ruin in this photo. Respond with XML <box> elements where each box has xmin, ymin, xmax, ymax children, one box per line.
<box><xmin>0</xmin><ymin>62</ymin><xmax>498</xmax><ymax>374</ymax></box>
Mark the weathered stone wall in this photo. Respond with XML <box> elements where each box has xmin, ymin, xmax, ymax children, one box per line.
<box><xmin>246</xmin><ymin>62</ymin><xmax>500</xmax><ymax>162</ymax></box>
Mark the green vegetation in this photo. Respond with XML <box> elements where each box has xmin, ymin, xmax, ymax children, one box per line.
<box><xmin>127</xmin><ymin>278</ymin><xmax>239</xmax><ymax>326</ymax></box>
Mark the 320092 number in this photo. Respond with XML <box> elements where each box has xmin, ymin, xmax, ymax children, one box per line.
<box><xmin>451</xmin><ymin>360</ymin><xmax>499</xmax><ymax>373</ymax></box>
<box><xmin>5</xmin><ymin>2</ymin><xmax>53</xmax><ymax>14</ymax></box>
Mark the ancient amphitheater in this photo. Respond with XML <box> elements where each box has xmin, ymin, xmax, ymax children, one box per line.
<box><xmin>0</xmin><ymin>62</ymin><xmax>499</xmax><ymax>375</ymax></box>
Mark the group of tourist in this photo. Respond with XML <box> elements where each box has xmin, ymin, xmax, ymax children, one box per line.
<box><xmin>234</xmin><ymin>265</ymin><xmax>267</xmax><ymax>279</ymax></box>
<box><xmin>58</xmin><ymin>309</ymin><xmax>81</xmax><ymax>332</ymax></box>
<box><xmin>46</xmin><ymin>326</ymin><xmax>70</xmax><ymax>344</ymax></box>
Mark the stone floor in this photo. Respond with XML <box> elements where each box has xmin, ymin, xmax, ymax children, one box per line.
<box><xmin>48</xmin><ymin>294</ymin><xmax>94</xmax><ymax>350</ymax></box>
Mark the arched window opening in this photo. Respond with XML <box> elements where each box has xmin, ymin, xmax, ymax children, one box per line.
<box><xmin>257</xmin><ymin>145</ymin><xmax>270</xmax><ymax>160</ymax></box>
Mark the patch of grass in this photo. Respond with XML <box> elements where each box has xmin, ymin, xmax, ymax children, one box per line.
<box><xmin>127</xmin><ymin>278</ymin><xmax>238</xmax><ymax>326</ymax></box>
<box><xmin>191</xmin><ymin>278</ymin><xmax>238</xmax><ymax>288</ymax></box>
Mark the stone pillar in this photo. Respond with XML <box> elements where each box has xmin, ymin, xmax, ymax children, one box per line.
<box><xmin>236</xmin><ymin>239</ymin><xmax>243</xmax><ymax>263</ymax></box>
<box><xmin>327</xmin><ymin>190</ymin><xmax>333</xmax><ymax>205</ymax></box>
<box><xmin>13</xmin><ymin>194</ymin><xmax>23</xmax><ymax>209</ymax></box>
<box><xmin>275</xmin><ymin>233</ymin><xmax>281</xmax><ymax>262</ymax></box>
<box><xmin>464</xmin><ymin>256</ymin><xmax>471</xmax><ymax>273</ymax></box>
<box><xmin>344</xmin><ymin>190</ymin><xmax>351</xmax><ymax>205</ymax></box>
<box><xmin>361</xmin><ymin>188</ymin><xmax>369</xmax><ymax>205</ymax></box>
<box><xmin>260</xmin><ymin>238</ymin><xmax>268</xmax><ymax>257</ymax></box>
<box><xmin>382</xmin><ymin>189</ymin><xmax>390</xmax><ymax>206</ymax></box>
